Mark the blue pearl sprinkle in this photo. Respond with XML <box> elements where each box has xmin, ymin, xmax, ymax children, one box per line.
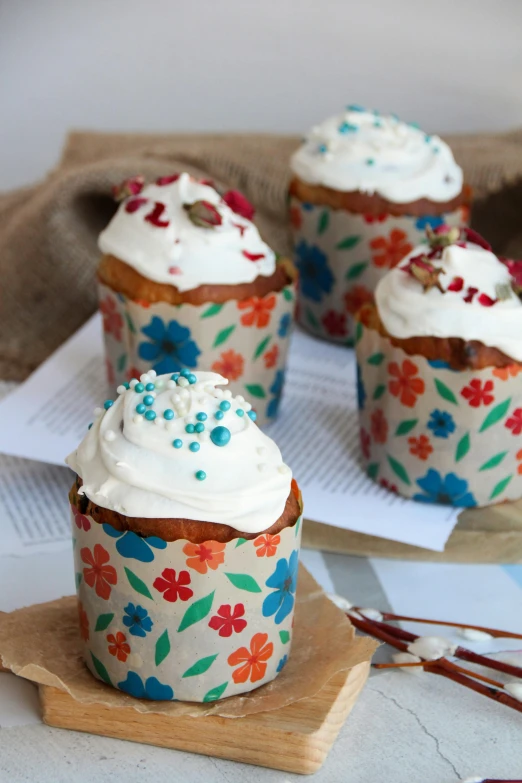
<box><xmin>338</xmin><ymin>121</ymin><xmax>358</xmax><ymax>134</ymax></box>
<box><xmin>144</xmin><ymin>410</ymin><xmax>156</xmax><ymax>421</ymax></box>
<box><xmin>88</xmin><ymin>422</ymin><xmax>93</xmax><ymax>430</ymax></box>
<box><xmin>195</xmin><ymin>470</ymin><xmax>206</xmax><ymax>481</ymax></box>
<box><xmin>195</xmin><ymin>422</ymin><xmax>205</xmax><ymax>433</ymax></box>
<box><xmin>185</xmin><ymin>424</ymin><xmax>195</xmax><ymax>434</ymax></box>
<box><xmin>373</xmin><ymin>120</ymin><xmax>382</xmax><ymax>128</ymax></box>
<box><xmin>425</xmin><ymin>134</ymin><xmax>432</xmax><ymax>143</ymax></box>
<box><xmin>123</xmin><ymin>382</ymin><xmax>130</xmax><ymax>389</ymax></box>
<box><xmin>196</xmin><ymin>412</ymin><xmax>207</xmax><ymax>421</ymax></box>
<box><xmin>220</xmin><ymin>401</ymin><xmax>231</xmax><ymax>412</ymax></box>
<box><xmin>104</xmin><ymin>400</ymin><xmax>114</xmax><ymax>410</ymax></box>
<box><xmin>143</xmin><ymin>394</ymin><xmax>154</xmax><ymax>406</ymax></box>
<box><xmin>188</xmin><ymin>373</ymin><xmax>197</xmax><ymax>384</ymax></box>
<box><xmin>173</xmin><ymin>439</ymin><xmax>183</xmax><ymax>449</ymax></box>
<box><xmin>136</xmin><ymin>403</ymin><xmax>146</xmax><ymax>414</ymax></box>
<box><xmin>366</xmin><ymin>158</ymin><xmax>375</xmax><ymax>166</ymax></box>
<box><xmin>347</xmin><ymin>103</ymin><xmax>365</xmax><ymax>112</ymax></box>
<box><xmin>236</xmin><ymin>409</ymin><xmax>245</xmax><ymax>417</ymax></box>
<box><xmin>170</xmin><ymin>373</ymin><xmax>180</xmax><ymax>380</ymax></box>
<box><xmin>210</xmin><ymin>426</ymin><xmax>231</xmax><ymax>447</ymax></box>
<box><xmin>145</xmin><ymin>382</ymin><xmax>155</xmax><ymax>391</ymax></box>
<box><xmin>163</xmin><ymin>408</ymin><xmax>174</xmax><ymax>420</ymax></box>
<box><xmin>433</xmin><ymin>146</ymin><xmax>440</xmax><ymax>154</ymax></box>
<box><xmin>317</xmin><ymin>143</ymin><xmax>328</xmax><ymax>154</ymax></box>
<box><xmin>189</xmin><ymin>442</ymin><xmax>200</xmax><ymax>452</ymax></box>
<box><xmin>134</xmin><ymin>383</ymin><xmax>145</xmax><ymax>393</ymax></box>
<box><xmin>247</xmin><ymin>410</ymin><xmax>257</xmax><ymax>421</ymax></box>
<box><xmin>215</xmin><ymin>410</ymin><xmax>224</xmax><ymax>420</ymax></box>
<box><xmin>180</xmin><ymin>369</ymin><xmax>191</xmax><ymax>378</ymax></box>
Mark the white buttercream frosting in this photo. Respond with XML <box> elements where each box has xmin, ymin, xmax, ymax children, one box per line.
<box><xmin>66</xmin><ymin>370</ymin><xmax>292</xmax><ymax>533</ymax></box>
<box><xmin>98</xmin><ymin>172</ymin><xmax>276</xmax><ymax>291</ymax></box>
<box><xmin>290</xmin><ymin>106</ymin><xmax>463</xmax><ymax>203</ymax></box>
<box><xmin>376</xmin><ymin>241</ymin><xmax>522</xmax><ymax>361</ymax></box>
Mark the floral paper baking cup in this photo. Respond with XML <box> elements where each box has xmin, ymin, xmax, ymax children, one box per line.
<box><xmin>99</xmin><ymin>281</ymin><xmax>295</xmax><ymax>428</ymax></box>
<box><xmin>72</xmin><ymin>502</ymin><xmax>303</xmax><ymax>703</ymax></box>
<box><xmin>290</xmin><ymin>199</ymin><xmax>468</xmax><ymax>345</ymax></box>
<box><xmin>355</xmin><ymin>323</ymin><xmax>522</xmax><ymax>507</ymax></box>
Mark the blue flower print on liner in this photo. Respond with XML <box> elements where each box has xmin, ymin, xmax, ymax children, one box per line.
<box><xmin>414</xmin><ymin>469</ymin><xmax>477</xmax><ymax>507</ymax></box>
<box><xmin>278</xmin><ymin>313</ymin><xmax>292</xmax><ymax>338</ymax></box>
<box><xmin>138</xmin><ymin>316</ymin><xmax>200</xmax><ymax>375</ymax></box>
<box><xmin>294</xmin><ymin>240</ymin><xmax>334</xmax><ymax>303</ymax></box>
<box><xmin>262</xmin><ymin>549</ymin><xmax>299</xmax><ymax>625</ymax></box>
<box><xmin>102</xmin><ymin>524</ymin><xmax>167</xmax><ymax>563</ymax></box>
<box><xmin>117</xmin><ymin>671</ymin><xmax>174</xmax><ymax>701</ymax></box>
<box><xmin>301</xmin><ymin>202</ymin><xmax>314</xmax><ymax>212</ymax></box>
<box><xmin>415</xmin><ymin>215</ymin><xmax>444</xmax><ymax>231</ymax></box>
<box><xmin>428</xmin><ymin>359</ymin><xmax>452</xmax><ymax>371</ymax></box>
<box><xmin>267</xmin><ymin>370</ymin><xmax>285</xmax><ymax>419</ymax></box>
<box><xmin>123</xmin><ymin>603</ymin><xmax>153</xmax><ymax>638</ymax></box>
<box><xmin>427</xmin><ymin>410</ymin><xmax>456</xmax><ymax>439</ymax></box>
<box><xmin>276</xmin><ymin>654</ymin><xmax>288</xmax><ymax>673</ymax></box>
<box><xmin>356</xmin><ymin>364</ymin><xmax>366</xmax><ymax>411</ymax></box>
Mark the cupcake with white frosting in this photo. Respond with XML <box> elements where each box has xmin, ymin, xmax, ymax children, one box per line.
<box><xmin>98</xmin><ymin>172</ymin><xmax>297</xmax><ymax>427</ymax></box>
<box><xmin>289</xmin><ymin>105</ymin><xmax>470</xmax><ymax>344</ymax></box>
<box><xmin>67</xmin><ymin>369</ymin><xmax>302</xmax><ymax>702</ymax></box>
<box><xmin>355</xmin><ymin>226</ymin><xmax>522</xmax><ymax>507</ymax></box>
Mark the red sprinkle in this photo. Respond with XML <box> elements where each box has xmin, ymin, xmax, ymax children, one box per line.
<box><xmin>464</xmin><ymin>227</ymin><xmax>492</xmax><ymax>251</ymax></box>
<box><xmin>222</xmin><ymin>190</ymin><xmax>255</xmax><ymax>220</ymax></box>
<box><xmin>125</xmin><ymin>197</ymin><xmax>148</xmax><ymax>213</ymax></box>
<box><xmin>478</xmin><ymin>293</ymin><xmax>496</xmax><ymax>307</ymax></box>
<box><xmin>232</xmin><ymin>222</ymin><xmax>247</xmax><ymax>237</ymax></box>
<box><xmin>447</xmin><ymin>276</ymin><xmax>464</xmax><ymax>292</ymax></box>
<box><xmin>242</xmin><ymin>251</ymin><xmax>265</xmax><ymax>262</ymax></box>
<box><xmin>145</xmin><ymin>202</ymin><xmax>170</xmax><ymax>228</ymax></box>
<box><xmin>156</xmin><ymin>174</ymin><xmax>180</xmax><ymax>186</ymax></box>
<box><xmin>463</xmin><ymin>287</ymin><xmax>478</xmax><ymax>303</ymax></box>
<box><xmin>168</xmin><ymin>266</ymin><xmax>182</xmax><ymax>275</ymax></box>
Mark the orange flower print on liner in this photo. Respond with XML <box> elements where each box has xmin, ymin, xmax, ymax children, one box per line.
<box><xmin>126</xmin><ymin>366</ymin><xmax>142</xmax><ymax>382</ymax></box>
<box><xmin>344</xmin><ymin>285</ymin><xmax>374</xmax><ymax>315</ymax></box>
<box><xmin>183</xmin><ymin>540</ymin><xmax>226</xmax><ymax>575</ymax></box>
<box><xmin>370</xmin><ymin>408</ymin><xmax>388</xmax><ymax>444</ymax></box>
<box><xmin>264</xmin><ymin>344</ymin><xmax>279</xmax><ymax>369</ymax></box>
<box><xmin>493</xmin><ymin>364</ymin><xmax>522</xmax><ymax>381</ymax></box>
<box><xmin>237</xmin><ymin>295</ymin><xmax>276</xmax><ymax>328</ymax></box>
<box><xmin>408</xmin><ymin>434</ymin><xmax>433</xmax><ymax>461</ymax></box>
<box><xmin>81</xmin><ymin>544</ymin><xmax>117</xmax><ymax>600</ymax></box>
<box><xmin>254</xmin><ymin>533</ymin><xmax>281</xmax><ymax>558</ymax></box>
<box><xmin>360</xmin><ymin>427</ymin><xmax>371</xmax><ymax>460</ymax></box>
<box><xmin>388</xmin><ymin>359</ymin><xmax>425</xmax><ymax>408</ymax></box>
<box><xmin>370</xmin><ymin>229</ymin><xmax>413</xmax><ymax>269</ymax></box>
<box><xmin>99</xmin><ymin>295</ymin><xmax>124</xmax><ymax>342</ymax></box>
<box><xmin>290</xmin><ymin>205</ymin><xmax>302</xmax><ymax>230</ymax></box>
<box><xmin>211</xmin><ymin>349</ymin><xmax>244</xmax><ymax>381</ymax></box>
<box><xmin>78</xmin><ymin>601</ymin><xmax>89</xmax><ymax>642</ymax></box>
<box><xmin>228</xmin><ymin>632</ymin><xmax>274</xmax><ymax>684</ymax></box>
<box><xmin>517</xmin><ymin>449</ymin><xmax>522</xmax><ymax>475</ymax></box>
<box><xmin>107</xmin><ymin>631</ymin><xmax>131</xmax><ymax>663</ymax></box>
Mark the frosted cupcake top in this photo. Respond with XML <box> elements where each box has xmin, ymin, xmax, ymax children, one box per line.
<box><xmin>290</xmin><ymin>105</ymin><xmax>463</xmax><ymax>203</ymax></box>
<box><xmin>66</xmin><ymin>370</ymin><xmax>292</xmax><ymax>533</ymax></box>
<box><xmin>376</xmin><ymin>227</ymin><xmax>522</xmax><ymax>361</ymax></box>
<box><xmin>98</xmin><ymin>172</ymin><xmax>276</xmax><ymax>291</ymax></box>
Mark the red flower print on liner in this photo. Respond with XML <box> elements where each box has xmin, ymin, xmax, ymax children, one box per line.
<box><xmin>254</xmin><ymin>533</ymin><xmax>281</xmax><ymax>558</ymax></box>
<box><xmin>212</xmin><ymin>349</ymin><xmax>245</xmax><ymax>380</ymax></box>
<box><xmin>360</xmin><ymin>427</ymin><xmax>371</xmax><ymax>460</ymax></box>
<box><xmin>72</xmin><ymin>505</ymin><xmax>91</xmax><ymax>532</ymax></box>
<box><xmin>506</xmin><ymin>408</ymin><xmax>522</xmax><ymax>435</ymax></box>
<box><xmin>344</xmin><ymin>285</ymin><xmax>374</xmax><ymax>315</ymax></box>
<box><xmin>156</xmin><ymin>173</ymin><xmax>180</xmax><ymax>186</ymax></box>
<box><xmin>222</xmin><ymin>190</ymin><xmax>255</xmax><ymax>220</ymax></box>
<box><xmin>460</xmin><ymin>379</ymin><xmax>495</xmax><ymax>408</ymax></box>
<box><xmin>107</xmin><ymin>631</ymin><xmax>130</xmax><ymax>662</ymax></box>
<box><xmin>81</xmin><ymin>544</ymin><xmax>117</xmax><ymax>601</ymax></box>
<box><xmin>125</xmin><ymin>197</ymin><xmax>148</xmax><ymax>214</ymax></box>
<box><xmin>126</xmin><ymin>366</ymin><xmax>142</xmax><ymax>382</ymax></box>
<box><xmin>264</xmin><ymin>344</ymin><xmax>279</xmax><ymax>369</ymax></box>
<box><xmin>370</xmin><ymin>229</ymin><xmax>413</xmax><ymax>269</ymax></box>
<box><xmin>289</xmin><ymin>205</ymin><xmax>302</xmax><ymax>230</ymax></box>
<box><xmin>228</xmin><ymin>632</ymin><xmax>273</xmax><ymax>684</ymax></box>
<box><xmin>408</xmin><ymin>434</ymin><xmax>433</xmax><ymax>461</ymax></box>
<box><xmin>209</xmin><ymin>603</ymin><xmax>247</xmax><ymax>637</ymax></box>
<box><xmin>388</xmin><ymin>360</ymin><xmax>425</xmax><ymax>408</ymax></box>
<box><xmin>363</xmin><ymin>213</ymin><xmax>388</xmax><ymax>224</ymax></box>
<box><xmin>238</xmin><ymin>295</ymin><xmax>276</xmax><ymax>328</ymax></box>
<box><xmin>322</xmin><ymin>309</ymin><xmax>347</xmax><ymax>337</ymax></box>
<box><xmin>145</xmin><ymin>201</ymin><xmax>170</xmax><ymax>228</ymax></box>
<box><xmin>370</xmin><ymin>408</ymin><xmax>388</xmax><ymax>444</ymax></box>
<box><xmin>242</xmin><ymin>251</ymin><xmax>265</xmax><ymax>262</ymax></box>
<box><xmin>100</xmin><ymin>296</ymin><xmax>124</xmax><ymax>341</ymax></box>
<box><xmin>183</xmin><ymin>541</ymin><xmax>225</xmax><ymax>575</ymax></box>
<box><xmin>380</xmin><ymin>478</ymin><xmax>398</xmax><ymax>493</ymax></box>
<box><xmin>78</xmin><ymin>601</ymin><xmax>89</xmax><ymax>642</ymax></box>
<box><xmin>153</xmin><ymin>568</ymin><xmax>193</xmax><ymax>602</ymax></box>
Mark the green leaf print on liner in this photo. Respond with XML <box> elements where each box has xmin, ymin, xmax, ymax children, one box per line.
<box><xmin>367</xmin><ymin>463</ymin><xmax>379</xmax><ymax>479</ymax></box>
<box><xmin>346</xmin><ymin>261</ymin><xmax>368</xmax><ymax>280</ymax></box>
<box><xmin>155</xmin><ymin>629</ymin><xmax>171</xmax><ymax>666</ymax></box>
<box><xmin>254</xmin><ymin>336</ymin><xmax>271</xmax><ymax>360</ymax></box>
<box><xmin>75</xmin><ymin>573</ymin><xmax>82</xmax><ymax>589</ymax></box>
<box><xmin>235</xmin><ymin>538</ymin><xmax>247</xmax><ymax>548</ymax></box>
<box><xmin>213</xmin><ymin>325</ymin><xmax>236</xmax><ymax>348</ymax></box>
<box><xmin>318</xmin><ymin>210</ymin><xmax>330</xmax><ymax>235</ymax></box>
<box><xmin>178</xmin><ymin>591</ymin><xmax>215</xmax><ymax>632</ymax></box>
<box><xmin>355</xmin><ymin>322</ymin><xmax>363</xmax><ymax>344</ymax></box>
<box><xmin>489</xmin><ymin>475</ymin><xmax>513</xmax><ymax>500</ymax></box>
<box><xmin>245</xmin><ymin>384</ymin><xmax>266</xmax><ymax>399</ymax></box>
<box><xmin>336</xmin><ymin>236</ymin><xmax>361</xmax><ymax>251</ymax></box>
<box><xmin>295</xmin><ymin>517</ymin><xmax>301</xmax><ymax>536</ymax></box>
<box><xmin>124</xmin><ymin>567</ymin><xmax>154</xmax><ymax>600</ymax></box>
<box><xmin>203</xmin><ymin>682</ymin><xmax>228</xmax><ymax>702</ymax></box>
<box><xmin>455</xmin><ymin>433</ymin><xmax>470</xmax><ymax>462</ymax></box>
<box><xmin>225</xmin><ymin>573</ymin><xmax>262</xmax><ymax>593</ymax></box>
<box><xmin>117</xmin><ymin>353</ymin><xmax>127</xmax><ymax>372</ymax></box>
<box><xmin>182</xmin><ymin>654</ymin><xmax>218</xmax><ymax>678</ymax></box>
<box><xmin>282</xmin><ymin>287</ymin><xmax>294</xmax><ymax>302</ymax></box>
<box><xmin>387</xmin><ymin>455</ymin><xmax>411</xmax><ymax>485</ymax></box>
<box><xmin>125</xmin><ymin>313</ymin><xmax>136</xmax><ymax>334</ymax></box>
<box><xmin>279</xmin><ymin>630</ymin><xmax>290</xmax><ymax>644</ymax></box>
<box><xmin>479</xmin><ymin>398</ymin><xmax>512</xmax><ymax>433</ymax></box>
<box><xmin>306</xmin><ymin>308</ymin><xmax>319</xmax><ymax>330</ymax></box>
<box><xmin>373</xmin><ymin>384</ymin><xmax>386</xmax><ymax>400</ymax></box>
<box><xmin>434</xmin><ymin>379</ymin><xmax>458</xmax><ymax>405</ymax></box>
<box><xmin>367</xmin><ymin>352</ymin><xmax>385</xmax><ymax>366</ymax></box>
<box><xmin>94</xmin><ymin>613</ymin><xmax>114</xmax><ymax>632</ymax></box>
<box><xmin>395</xmin><ymin>419</ymin><xmax>418</xmax><ymax>436</ymax></box>
<box><xmin>91</xmin><ymin>653</ymin><xmax>112</xmax><ymax>686</ymax></box>
<box><xmin>201</xmin><ymin>303</ymin><xmax>224</xmax><ymax>318</ymax></box>
<box><xmin>479</xmin><ymin>452</ymin><xmax>508</xmax><ymax>471</ymax></box>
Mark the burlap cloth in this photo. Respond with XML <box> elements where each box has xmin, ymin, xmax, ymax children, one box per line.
<box><xmin>3</xmin><ymin>128</ymin><xmax>522</xmax><ymax>382</ymax></box>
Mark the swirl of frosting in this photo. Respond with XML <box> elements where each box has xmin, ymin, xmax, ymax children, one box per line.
<box><xmin>66</xmin><ymin>370</ymin><xmax>291</xmax><ymax>532</ymax></box>
<box><xmin>376</xmin><ymin>240</ymin><xmax>522</xmax><ymax>361</ymax></box>
<box><xmin>98</xmin><ymin>173</ymin><xmax>276</xmax><ymax>291</ymax></box>
<box><xmin>290</xmin><ymin>106</ymin><xmax>463</xmax><ymax>203</ymax></box>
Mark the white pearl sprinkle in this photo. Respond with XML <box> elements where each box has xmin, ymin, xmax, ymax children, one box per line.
<box><xmin>154</xmin><ymin>417</ymin><xmax>165</xmax><ymax>427</ymax></box>
<box><xmin>115</xmin><ymin>461</ymin><xmax>129</xmax><ymax>468</ymax></box>
<box><xmin>104</xmin><ymin>430</ymin><xmax>116</xmax><ymax>441</ymax></box>
<box><xmin>258</xmin><ymin>463</ymin><xmax>268</xmax><ymax>472</ymax></box>
<box><xmin>149</xmin><ymin>391</ymin><xmax>156</xmax><ymax>399</ymax></box>
<box><xmin>171</xmin><ymin>393</ymin><xmax>181</xmax><ymax>403</ymax></box>
<box><xmin>257</xmin><ymin>447</ymin><xmax>267</xmax><ymax>456</ymax></box>
<box><xmin>236</xmin><ymin>395</ymin><xmax>245</xmax><ymax>404</ymax></box>
<box><xmin>140</xmin><ymin>373</ymin><xmax>150</xmax><ymax>383</ymax></box>
<box><xmin>223</xmin><ymin>389</ymin><xmax>232</xmax><ymax>399</ymax></box>
<box><xmin>179</xmin><ymin>388</ymin><xmax>190</xmax><ymax>398</ymax></box>
<box><xmin>186</xmin><ymin>416</ymin><xmax>196</xmax><ymax>425</ymax></box>
<box><xmin>177</xmin><ymin>377</ymin><xmax>189</xmax><ymax>387</ymax></box>
<box><xmin>244</xmin><ymin>402</ymin><xmax>252</xmax><ymax>412</ymax></box>
<box><xmin>199</xmin><ymin>431</ymin><xmax>210</xmax><ymax>442</ymax></box>
<box><xmin>129</xmin><ymin>379</ymin><xmax>138</xmax><ymax>388</ymax></box>
<box><xmin>116</xmin><ymin>385</ymin><xmax>126</xmax><ymax>395</ymax></box>
<box><xmin>133</xmin><ymin>415</ymin><xmax>144</xmax><ymax>424</ymax></box>
<box><xmin>166</xmin><ymin>421</ymin><xmax>176</xmax><ymax>432</ymax></box>
<box><xmin>278</xmin><ymin>464</ymin><xmax>291</xmax><ymax>475</ymax></box>
<box><xmin>148</xmin><ymin>370</ymin><xmax>157</xmax><ymax>378</ymax></box>
<box><xmin>93</xmin><ymin>407</ymin><xmax>103</xmax><ymax>417</ymax></box>
<box><xmin>214</xmin><ymin>389</ymin><xmax>224</xmax><ymax>398</ymax></box>
<box><xmin>155</xmin><ymin>379</ymin><xmax>164</xmax><ymax>389</ymax></box>
<box><xmin>167</xmin><ymin>380</ymin><xmax>176</xmax><ymax>389</ymax></box>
